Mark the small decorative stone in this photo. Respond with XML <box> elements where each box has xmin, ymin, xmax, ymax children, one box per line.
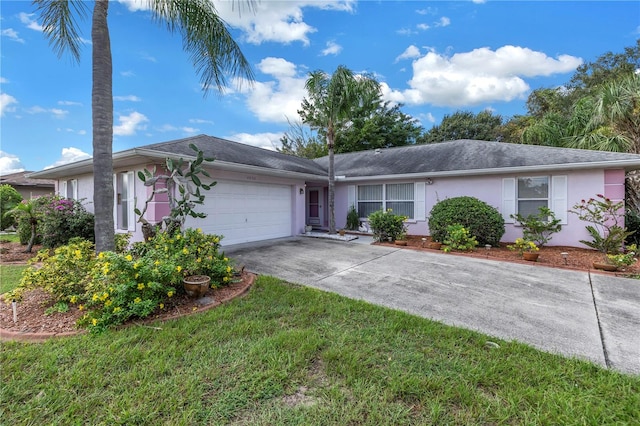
<box><xmin>485</xmin><ymin>341</ymin><xmax>500</xmax><ymax>349</ymax></box>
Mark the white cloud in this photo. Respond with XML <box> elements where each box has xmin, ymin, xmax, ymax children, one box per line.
<box><xmin>141</xmin><ymin>53</ymin><xmax>157</xmax><ymax>62</ymax></box>
<box><xmin>229</xmin><ymin>132</ymin><xmax>283</xmax><ymax>151</ymax></box>
<box><xmin>436</xmin><ymin>17</ymin><xmax>450</xmax><ymax>27</ymax></box>
<box><xmin>321</xmin><ymin>41</ymin><xmax>342</xmax><ymax>56</ymax></box>
<box><xmin>118</xmin><ymin>0</ymin><xmax>355</xmax><ymax>46</ymax></box>
<box><xmin>182</xmin><ymin>127</ymin><xmax>198</xmax><ymax>134</ymax></box>
<box><xmin>416</xmin><ymin>8</ymin><xmax>437</xmax><ymax>15</ymax></box>
<box><xmin>19</xmin><ymin>13</ymin><xmax>43</xmax><ymax>31</ymax></box>
<box><xmin>120</xmin><ymin>70</ymin><xmax>136</xmax><ymax>77</ymax></box>
<box><xmin>472</xmin><ymin>0</ymin><xmax>487</xmax><ymax>4</ymax></box>
<box><xmin>0</xmin><ymin>93</ymin><xmax>18</xmax><ymax>116</ymax></box>
<box><xmin>1</xmin><ymin>28</ymin><xmax>24</xmax><ymax>43</ymax></box>
<box><xmin>113</xmin><ymin>111</ymin><xmax>148</xmax><ymax>136</ymax></box>
<box><xmin>58</xmin><ymin>100</ymin><xmax>82</xmax><ymax>106</ymax></box>
<box><xmin>114</xmin><ymin>95</ymin><xmax>141</xmax><ymax>102</ymax></box>
<box><xmin>44</xmin><ymin>147</ymin><xmax>91</xmax><ymax>169</ymax></box>
<box><xmin>0</xmin><ymin>77</ymin><xmax>8</xmax><ymax>84</ymax></box>
<box><xmin>189</xmin><ymin>118</ymin><xmax>214</xmax><ymax>125</ymax></box>
<box><xmin>0</xmin><ymin>151</ymin><xmax>25</xmax><ymax>174</ymax></box>
<box><xmin>213</xmin><ymin>1</ymin><xmax>354</xmax><ymax>46</ymax></box>
<box><xmin>395</xmin><ymin>45</ymin><xmax>421</xmax><ymax>62</ymax></box>
<box><xmin>26</xmin><ymin>105</ymin><xmax>68</xmax><ymax>118</ymax></box>
<box><xmin>237</xmin><ymin>57</ymin><xmax>307</xmax><ymax>123</ymax></box>
<box><xmin>382</xmin><ymin>45</ymin><xmax>583</xmax><ymax>107</ymax></box>
<box><xmin>57</xmin><ymin>127</ymin><xmax>87</xmax><ymax>135</ymax></box>
<box><xmin>416</xmin><ymin>23</ymin><xmax>430</xmax><ymax>31</ymax></box>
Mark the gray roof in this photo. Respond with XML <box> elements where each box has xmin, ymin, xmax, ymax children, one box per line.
<box><xmin>313</xmin><ymin>140</ymin><xmax>640</xmax><ymax>178</ymax></box>
<box><xmin>30</xmin><ymin>136</ymin><xmax>640</xmax><ymax>180</ymax></box>
<box><xmin>0</xmin><ymin>171</ymin><xmax>55</xmax><ymax>187</ymax></box>
<box><xmin>141</xmin><ymin>134</ymin><xmax>327</xmax><ymax>176</ymax></box>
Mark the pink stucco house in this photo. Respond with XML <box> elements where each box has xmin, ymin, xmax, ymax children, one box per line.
<box><xmin>30</xmin><ymin>135</ymin><xmax>640</xmax><ymax>247</ymax></box>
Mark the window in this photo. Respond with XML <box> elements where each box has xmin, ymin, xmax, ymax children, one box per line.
<box><xmin>60</xmin><ymin>179</ymin><xmax>77</xmax><ymax>199</ymax></box>
<box><xmin>357</xmin><ymin>183</ymin><xmax>415</xmax><ymax>219</ymax></box>
<box><xmin>502</xmin><ymin>175</ymin><xmax>567</xmax><ymax>225</ymax></box>
<box><xmin>517</xmin><ymin>176</ymin><xmax>549</xmax><ymax>217</ymax></box>
<box><xmin>114</xmin><ymin>171</ymin><xmax>135</xmax><ymax>231</ymax></box>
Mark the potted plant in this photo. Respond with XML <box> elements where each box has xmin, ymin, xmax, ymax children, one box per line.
<box><xmin>508</xmin><ymin>238</ymin><xmax>540</xmax><ymax>261</ymax></box>
<box><xmin>595</xmin><ymin>244</ymin><xmax>638</xmax><ymax>272</ymax></box>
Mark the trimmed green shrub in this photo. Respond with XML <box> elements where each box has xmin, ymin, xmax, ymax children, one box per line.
<box><xmin>0</xmin><ymin>184</ymin><xmax>22</xmax><ymax>230</ymax></box>
<box><xmin>368</xmin><ymin>209</ymin><xmax>407</xmax><ymax>242</ymax></box>
<box><xmin>346</xmin><ymin>205</ymin><xmax>360</xmax><ymax>231</ymax></box>
<box><xmin>428</xmin><ymin>196</ymin><xmax>505</xmax><ymax>246</ymax></box>
<box><xmin>442</xmin><ymin>224</ymin><xmax>478</xmax><ymax>252</ymax></box>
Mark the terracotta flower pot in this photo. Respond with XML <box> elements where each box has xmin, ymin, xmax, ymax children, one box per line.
<box><xmin>395</xmin><ymin>240</ymin><xmax>407</xmax><ymax>246</ymax></box>
<box><xmin>523</xmin><ymin>252</ymin><xmax>539</xmax><ymax>262</ymax></box>
<box><xmin>183</xmin><ymin>275</ymin><xmax>211</xmax><ymax>298</ymax></box>
<box><xmin>430</xmin><ymin>242</ymin><xmax>443</xmax><ymax>250</ymax></box>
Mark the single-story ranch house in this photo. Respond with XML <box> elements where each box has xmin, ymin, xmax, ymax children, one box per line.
<box><xmin>30</xmin><ymin>134</ymin><xmax>640</xmax><ymax>247</ymax></box>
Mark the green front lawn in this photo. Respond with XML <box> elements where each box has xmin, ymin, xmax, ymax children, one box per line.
<box><xmin>0</xmin><ymin>264</ymin><xmax>26</xmax><ymax>294</ymax></box>
<box><xmin>2</xmin><ymin>276</ymin><xmax>638</xmax><ymax>425</ymax></box>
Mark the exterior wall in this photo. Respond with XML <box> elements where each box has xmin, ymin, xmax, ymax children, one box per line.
<box><xmin>12</xmin><ymin>186</ymin><xmax>54</xmax><ymax>200</ymax></box>
<box><xmin>59</xmin><ymin>164</ymin><xmax>307</xmax><ymax>244</ymax></box>
<box><xmin>337</xmin><ymin>168</ymin><xmax>624</xmax><ymax>248</ymax></box>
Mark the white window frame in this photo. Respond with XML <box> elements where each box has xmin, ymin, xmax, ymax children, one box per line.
<box><xmin>516</xmin><ymin>176</ymin><xmax>549</xmax><ymax>217</ymax></box>
<box><xmin>502</xmin><ymin>175</ymin><xmax>567</xmax><ymax>225</ymax></box>
<box><xmin>60</xmin><ymin>179</ymin><xmax>77</xmax><ymax>199</ymax></box>
<box><xmin>355</xmin><ymin>183</ymin><xmax>416</xmax><ymax>220</ymax></box>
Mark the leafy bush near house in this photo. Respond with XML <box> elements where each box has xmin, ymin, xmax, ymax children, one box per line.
<box><xmin>511</xmin><ymin>206</ymin><xmax>562</xmax><ymax>247</ymax></box>
<box><xmin>39</xmin><ymin>196</ymin><xmax>94</xmax><ymax>248</ymax></box>
<box><xmin>0</xmin><ymin>184</ymin><xmax>22</xmax><ymax>230</ymax></box>
<box><xmin>570</xmin><ymin>194</ymin><xmax>632</xmax><ymax>254</ymax></box>
<box><xmin>368</xmin><ymin>209</ymin><xmax>407</xmax><ymax>242</ymax></box>
<box><xmin>429</xmin><ymin>196</ymin><xmax>505</xmax><ymax>246</ymax></box>
<box><xmin>625</xmin><ymin>209</ymin><xmax>640</xmax><ymax>246</ymax></box>
<box><xmin>7</xmin><ymin>238</ymin><xmax>97</xmax><ymax>304</ymax></box>
<box><xmin>346</xmin><ymin>205</ymin><xmax>360</xmax><ymax>231</ymax></box>
<box><xmin>442</xmin><ymin>224</ymin><xmax>478</xmax><ymax>252</ymax></box>
<box><xmin>5</xmin><ymin>228</ymin><xmax>235</xmax><ymax>333</ymax></box>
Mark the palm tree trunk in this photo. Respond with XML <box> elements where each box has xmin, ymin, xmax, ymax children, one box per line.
<box><xmin>25</xmin><ymin>220</ymin><xmax>36</xmax><ymax>253</ymax></box>
<box><xmin>92</xmin><ymin>0</ymin><xmax>115</xmax><ymax>253</ymax></box>
<box><xmin>328</xmin><ymin>124</ymin><xmax>336</xmax><ymax>234</ymax></box>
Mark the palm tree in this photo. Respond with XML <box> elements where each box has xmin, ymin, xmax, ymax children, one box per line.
<box><xmin>6</xmin><ymin>201</ymin><xmax>38</xmax><ymax>253</ymax></box>
<box><xmin>299</xmin><ymin>66</ymin><xmax>380</xmax><ymax>234</ymax></box>
<box><xmin>565</xmin><ymin>73</ymin><xmax>640</xmax><ymax>153</ymax></box>
<box><xmin>34</xmin><ymin>0</ymin><xmax>254</xmax><ymax>252</ymax></box>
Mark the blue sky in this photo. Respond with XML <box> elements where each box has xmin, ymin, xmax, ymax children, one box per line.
<box><xmin>1</xmin><ymin>0</ymin><xmax>639</xmax><ymax>173</ymax></box>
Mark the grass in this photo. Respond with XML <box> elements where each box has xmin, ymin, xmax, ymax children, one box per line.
<box><xmin>0</xmin><ymin>264</ymin><xmax>26</xmax><ymax>294</ymax></box>
<box><xmin>2</xmin><ymin>276</ymin><xmax>639</xmax><ymax>425</ymax></box>
<box><xmin>0</xmin><ymin>233</ymin><xmax>20</xmax><ymax>243</ymax></box>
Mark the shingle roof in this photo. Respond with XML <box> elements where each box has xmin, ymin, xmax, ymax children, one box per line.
<box><xmin>312</xmin><ymin>140</ymin><xmax>640</xmax><ymax>177</ymax></box>
<box><xmin>0</xmin><ymin>171</ymin><xmax>55</xmax><ymax>187</ymax></box>
<box><xmin>140</xmin><ymin>134</ymin><xmax>327</xmax><ymax>176</ymax></box>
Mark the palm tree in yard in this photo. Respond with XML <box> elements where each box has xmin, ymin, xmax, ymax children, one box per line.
<box><xmin>298</xmin><ymin>66</ymin><xmax>381</xmax><ymax>234</ymax></box>
<box><xmin>35</xmin><ymin>0</ymin><xmax>254</xmax><ymax>252</ymax></box>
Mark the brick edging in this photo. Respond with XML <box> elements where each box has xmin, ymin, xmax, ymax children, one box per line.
<box><xmin>0</xmin><ymin>273</ymin><xmax>257</xmax><ymax>343</ymax></box>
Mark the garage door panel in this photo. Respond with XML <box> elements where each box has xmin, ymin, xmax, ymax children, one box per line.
<box><xmin>185</xmin><ymin>180</ymin><xmax>292</xmax><ymax>245</ymax></box>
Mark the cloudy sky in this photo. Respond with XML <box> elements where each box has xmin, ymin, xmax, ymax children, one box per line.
<box><xmin>1</xmin><ymin>0</ymin><xmax>638</xmax><ymax>173</ymax></box>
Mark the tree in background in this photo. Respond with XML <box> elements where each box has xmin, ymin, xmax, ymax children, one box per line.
<box><xmin>418</xmin><ymin>110</ymin><xmax>503</xmax><ymax>144</ymax></box>
<box><xmin>336</xmin><ymin>100</ymin><xmax>423</xmax><ymax>153</ymax></box>
<box><xmin>299</xmin><ymin>66</ymin><xmax>381</xmax><ymax>234</ymax></box>
<box><xmin>35</xmin><ymin>0</ymin><xmax>254</xmax><ymax>252</ymax></box>
<box><xmin>0</xmin><ymin>184</ymin><xmax>23</xmax><ymax>231</ymax></box>
<box><xmin>276</xmin><ymin>119</ymin><xmax>327</xmax><ymax>159</ymax></box>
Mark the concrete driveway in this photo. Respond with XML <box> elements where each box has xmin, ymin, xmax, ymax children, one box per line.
<box><xmin>226</xmin><ymin>236</ymin><xmax>640</xmax><ymax>375</ymax></box>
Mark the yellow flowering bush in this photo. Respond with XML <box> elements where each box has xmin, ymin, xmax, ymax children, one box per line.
<box><xmin>508</xmin><ymin>238</ymin><xmax>539</xmax><ymax>255</ymax></box>
<box><xmin>5</xmin><ymin>238</ymin><xmax>97</xmax><ymax>303</ymax></box>
<box><xmin>80</xmin><ymin>250</ymin><xmax>177</xmax><ymax>332</ymax></box>
<box><xmin>144</xmin><ymin>227</ymin><xmax>234</xmax><ymax>287</ymax></box>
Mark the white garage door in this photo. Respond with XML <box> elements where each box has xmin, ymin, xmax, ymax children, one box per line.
<box><xmin>185</xmin><ymin>180</ymin><xmax>292</xmax><ymax>246</ymax></box>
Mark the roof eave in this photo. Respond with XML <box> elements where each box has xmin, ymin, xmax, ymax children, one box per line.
<box><xmin>337</xmin><ymin>160</ymin><xmax>640</xmax><ymax>182</ymax></box>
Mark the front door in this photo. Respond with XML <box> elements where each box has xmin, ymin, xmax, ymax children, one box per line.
<box><xmin>307</xmin><ymin>188</ymin><xmax>323</xmax><ymax>227</ymax></box>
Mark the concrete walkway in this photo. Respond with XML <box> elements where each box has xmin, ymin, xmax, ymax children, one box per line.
<box><xmin>226</xmin><ymin>237</ymin><xmax>640</xmax><ymax>375</ymax></box>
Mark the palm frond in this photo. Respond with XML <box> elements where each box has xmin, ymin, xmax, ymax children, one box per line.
<box><xmin>34</xmin><ymin>0</ymin><xmax>89</xmax><ymax>62</ymax></box>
